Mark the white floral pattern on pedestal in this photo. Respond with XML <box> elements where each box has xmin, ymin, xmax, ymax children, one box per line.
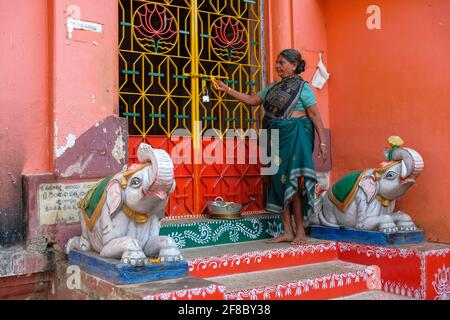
<box><xmin>338</xmin><ymin>242</ymin><xmax>425</xmax><ymax>299</ymax></box>
<box><xmin>432</xmin><ymin>265</ymin><xmax>449</xmax><ymax>300</ymax></box>
<box><xmin>165</xmin><ymin>218</ymin><xmax>269</xmax><ymax>249</ymax></box>
<box><xmin>266</xmin><ymin>221</ymin><xmax>283</xmax><ymax>238</ymax></box>
<box><xmin>382</xmin><ymin>280</ymin><xmax>422</xmax><ymax>299</ymax></box>
<box><xmin>417</xmin><ymin>248</ymin><xmax>450</xmax><ymax>300</ymax></box>
<box><xmin>423</xmin><ymin>248</ymin><xmax>450</xmax><ymax>257</ymax></box>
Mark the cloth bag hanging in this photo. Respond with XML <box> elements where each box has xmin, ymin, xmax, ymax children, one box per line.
<box><xmin>311</xmin><ymin>52</ymin><xmax>330</xmax><ymax>90</ymax></box>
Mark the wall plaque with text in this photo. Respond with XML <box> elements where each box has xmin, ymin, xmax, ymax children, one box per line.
<box><xmin>38</xmin><ymin>182</ymin><xmax>96</xmax><ymax>225</ymax></box>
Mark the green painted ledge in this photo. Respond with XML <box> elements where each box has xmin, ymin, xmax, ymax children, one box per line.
<box><xmin>160</xmin><ymin>214</ymin><xmax>282</xmax><ymax>249</ymax></box>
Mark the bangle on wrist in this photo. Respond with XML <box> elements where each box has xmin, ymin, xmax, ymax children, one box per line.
<box><xmin>320</xmin><ymin>143</ymin><xmax>327</xmax><ymax>147</ymax></box>
<box><xmin>228</xmin><ymin>87</ymin><xmax>231</xmax><ymax>92</ymax></box>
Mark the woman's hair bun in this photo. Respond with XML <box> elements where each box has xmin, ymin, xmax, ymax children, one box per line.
<box><xmin>296</xmin><ymin>60</ymin><xmax>306</xmax><ymax>74</ymax></box>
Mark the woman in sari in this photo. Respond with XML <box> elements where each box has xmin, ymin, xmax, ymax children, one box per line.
<box><xmin>215</xmin><ymin>49</ymin><xmax>328</xmax><ymax>244</ymax></box>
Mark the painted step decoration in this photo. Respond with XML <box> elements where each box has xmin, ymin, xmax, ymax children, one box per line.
<box><xmin>337</xmin><ymin>241</ymin><xmax>450</xmax><ymax>300</ymax></box>
<box><xmin>160</xmin><ymin>214</ymin><xmax>283</xmax><ymax>249</ymax></box>
<box><xmin>52</xmin><ymin>214</ymin><xmax>449</xmax><ymax>300</ymax></box>
<box><xmin>183</xmin><ymin>239</ymin><xmax>338</xmax><ymax>278</ymax></box>
<box><xmin>207</xmin><ymin>260</ymin><xmax>371</xmax><ymax>300</ymax></box>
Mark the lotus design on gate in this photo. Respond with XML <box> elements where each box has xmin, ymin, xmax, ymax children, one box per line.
<box><xmin>211</xmin><ymin>17</ymin><xmax>248</xmax><ymax>62</ymax></box>
<box><xmin>134</xmin><ymin>3</ymin><xmax>178</xmax><ymax>53</ymax></box>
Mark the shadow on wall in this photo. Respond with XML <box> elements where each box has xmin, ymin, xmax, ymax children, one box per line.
<box><xmin>0</xmin><ymin>154</ymin><xmax>25</xmax><ymax>248</ymax></box>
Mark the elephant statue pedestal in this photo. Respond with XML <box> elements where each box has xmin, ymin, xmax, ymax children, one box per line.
<box><xmin>309</xmin><ymin>225</ymin><xmax>424</xmax><ymax>246</ymax></box>
<box><xmin>308</xmin><ymin>136</ymin><xmax>425</xmax><ymax>246</ymax></box>
<box><xmin>68</xmin><ymin>249</ymin><xmax>188</xmax><ymax>285</ymax></box>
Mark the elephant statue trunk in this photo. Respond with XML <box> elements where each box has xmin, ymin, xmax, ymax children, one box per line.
<box><xmin>381</xmin><ymin>143</ymin><xmax>424</xmax><ymax>200</ymax></box>
<box><xmin>389</xmin><ymin>147</ymin><xmax>424</xmax><ymax>184</ymax></box>
<box><xmin>136</xmin><ymin>144</ymin><xmax>175</xmax><ymax>200</ymax></box>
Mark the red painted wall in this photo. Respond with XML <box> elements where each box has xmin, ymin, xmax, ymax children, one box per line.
<box><xmin>325</xmin><ymin>0</ymin><xmax>450</xmax><ymax>243</ymax></box>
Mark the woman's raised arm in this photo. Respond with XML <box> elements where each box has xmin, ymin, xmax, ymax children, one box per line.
<box><xmin>214</xmin><ymin>79</ymin><xmax>263</xmax><ymax>106</ymax></box>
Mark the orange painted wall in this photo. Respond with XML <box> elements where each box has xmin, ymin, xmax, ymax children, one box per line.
<box><xmin>292</xmin><ymin>0</ymin><xmax>329</xmax><ymax>128</ymax></box>
<box><xmin>264</xmin><ymin>0</ymin><xmax>294</xmax><ymax>84</ymax></box>
<box><xmin>0</xmin><ymin>1</ymin><xmax>50</xmax><ymax>174</ymax></box>
<box><xmin>325</xmin><ymin>0</ymin><xmax>450</xmax><ymax>243</ymax></box>
<box><xmin>264</xmin><ymin>0</ymin><xmax>329</xmax><ymax>127</ymax></box>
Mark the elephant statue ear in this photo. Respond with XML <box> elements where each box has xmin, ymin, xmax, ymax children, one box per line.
<box><xmin>106</xmin><ymin>180</ymin><xmax>123</xmax><ymax>216</ymax></box>
<box><xmin>359</xmin><ymin>176</ymin><xmax>379</xmax><ymax>204</ymax></box>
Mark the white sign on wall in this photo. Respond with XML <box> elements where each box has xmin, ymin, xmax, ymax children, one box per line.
<box><xmin>38</xmin><ymin>182</ymin><xmax>96</xmax><ymax>225</ymax></box>
<box><xmin>66</xmin><ymin>17</ymin><xmax>103</xmax><ymax>40</ymax></box>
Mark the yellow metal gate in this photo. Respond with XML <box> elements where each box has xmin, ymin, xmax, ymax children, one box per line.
<box><xmin>119</xmin><ymin>0</ymin><xmax>264</xmax><ymax>216</ymax></box>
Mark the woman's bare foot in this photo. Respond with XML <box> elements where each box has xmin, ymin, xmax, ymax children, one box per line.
<box><xmin>291</xmin><ymin>233</ymin><xmax>306</xmax><ymax>245</ymax></box>
<box><xmin>267</xmin><ymin>232</ymin><xmax>295</xmax><ymax>243</ymax></box>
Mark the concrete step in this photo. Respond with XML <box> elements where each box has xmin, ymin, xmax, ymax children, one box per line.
<box><xmin>118</xmin><ymin>276</ymin><xmax>226</xmax><ymax>300</ymax></box>
<box><xmin>183</xmin><ymin>238</ymin><xmax>338</xmax><ymax>278</ymax></box>
<box><xmin>52</xmin><ymin>262</ymin><xmax>226</xmax><ymax>300</ymax></box>
<box><xmin>333</xmin><ymin>290</ymin><xmax>415</xmax><ymax>300</ymax></box>
<box><xmin>207</xmin><ymin>260</ymin><xmax>371</xmax><ymax>300</ymax></box>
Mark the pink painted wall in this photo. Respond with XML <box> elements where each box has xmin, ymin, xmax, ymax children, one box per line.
<box><xmin>326</xmin><ymin>0</ymin><xmax>450</xmax><ymax>243</ymax></box>
<box><xmin>0</xmin><ymin>1</ymin><xmax>50</xmax><ymax>175</ymax></box>
<box><xmin>0</xmin><ymin>0</ymin><xmax>119</xmax><ymax>174</ymax></box>
<box><xmin>50</xmin><ymin>0</ymin><xmax>119</xmax><ymax>164</ymax></box>
<box><xmin>0</xmin><ymin>0</ymin><xmax>50</xmax><ymax>247</ymax></box>
<box><xmin>0</xmin><ymin>0</ymin><xmax>119</xmax><ymax>247</ymax></box>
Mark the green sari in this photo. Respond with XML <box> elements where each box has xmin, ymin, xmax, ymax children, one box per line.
<box><xmin>265</xmin><ymin>117</ymin><xmax>317</xmax><ymax>217</ymax></box>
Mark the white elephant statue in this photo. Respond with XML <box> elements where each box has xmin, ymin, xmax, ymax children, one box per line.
<box><xmin>65</xmin><ymin>143</ymin><xmax>181</xmax><ymax>266</ymax></box>
<box><xmin>309</xmin><ymin>136</ymin><xmax>424</xmax><ymax>233</ymax></box>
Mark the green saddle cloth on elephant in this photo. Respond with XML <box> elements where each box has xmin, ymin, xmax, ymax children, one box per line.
<box><xmin>77</xmin><ymin>176</ymin><xmax>113</xmax><ymax>228</ymax></box>
<box><xmin>328</xmin><ymin>171</ymin><xmax>364</xmax><ymax>212</ymax></box>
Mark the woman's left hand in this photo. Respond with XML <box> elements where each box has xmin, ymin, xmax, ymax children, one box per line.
<box><xmin>318</xmin><ymin>144</ymin><xmax>329</xmax><ymax>162</ymax></box>
<box><xmin>214</xmin><ymin>79</ymin><xmax>229</xmax><ymax>93</ymax></box>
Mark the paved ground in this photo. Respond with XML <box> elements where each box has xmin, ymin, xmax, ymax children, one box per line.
<box><xmin>333</xmin><ymin>290</ymin><xmax>415</xmax><ymax>300</ymax></box>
